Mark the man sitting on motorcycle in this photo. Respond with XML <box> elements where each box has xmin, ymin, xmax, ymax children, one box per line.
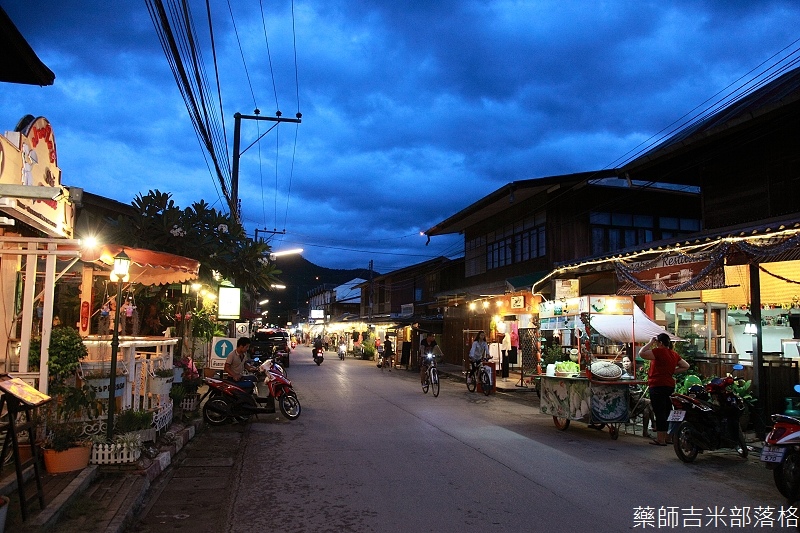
<box><xmin>224</xmin><ymin>337</ymin><xmax>258</xmax><ymax>389</ymax></box>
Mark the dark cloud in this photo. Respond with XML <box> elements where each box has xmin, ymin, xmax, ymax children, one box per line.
<box><xmin>1</xmin><ymin>1</ymin><xmax>799</xmax><ymax>270</ymax></box>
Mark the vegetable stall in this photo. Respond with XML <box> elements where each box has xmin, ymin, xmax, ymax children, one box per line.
<box><xmin>538</xmin><ymin>295</ymin><xmax>680</xmax><ymax>439</ymax></box>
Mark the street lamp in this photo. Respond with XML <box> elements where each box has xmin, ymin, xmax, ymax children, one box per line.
<box><xmin>107</xmin><ymin>250</ymin><xmax>130</xmax><ymax>441</ymax></box>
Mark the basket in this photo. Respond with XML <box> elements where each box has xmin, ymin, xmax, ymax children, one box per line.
<box><xmin>589</xmin><ymin>361</ymin><xmax>623</xmax><ymax>381</ymax></box>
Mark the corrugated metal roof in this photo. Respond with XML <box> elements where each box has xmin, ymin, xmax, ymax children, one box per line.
<box><xmin>624</xmin><ymin>66</ymin><xmax>800</xmax><ymax>171</ymax></box>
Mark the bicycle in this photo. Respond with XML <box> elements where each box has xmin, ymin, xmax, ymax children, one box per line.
<box><xmin>420</xmin><ymin>352</ymin><xmax>440</xmax><ymax>397</ymax></box>
<box><xmin>465</xmin><ymin>357</ymin><xmax>492</xmax><ymax>396</ymax></box>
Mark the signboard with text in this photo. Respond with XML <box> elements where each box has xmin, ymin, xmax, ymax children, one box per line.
<box><xmin>210</xmin><ymin>336</ymin><xmax>237</xmax><ymax>369</ymax></box>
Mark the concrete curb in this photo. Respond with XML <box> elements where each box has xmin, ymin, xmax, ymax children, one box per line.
<box><xmin>27</xmin><ymin>465</ymin><xmax>98</xmax><ymax>529</ymax></box>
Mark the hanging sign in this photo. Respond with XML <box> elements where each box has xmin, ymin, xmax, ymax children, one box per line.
<box><xmin>0</xmin><ymin>116</ymin><xmax>75</xmax><ymax>237</ymax></box>
<box><xmin>616</xmin><ymin>252</ymin><xmax>726</xmax><ymax>296</ymax></box>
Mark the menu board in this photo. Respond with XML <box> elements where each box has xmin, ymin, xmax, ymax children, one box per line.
<box><xmin>0</xmin><ymin>374</ymin><xmax>52</xmax><ymax>407</ymax></box>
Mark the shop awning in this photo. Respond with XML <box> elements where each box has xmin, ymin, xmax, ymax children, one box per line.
<box><xmin>588</xmin><ymin>304</ymin><xmax>683</xmax><ymax>343</ymax></box>
<box><xmin>505</xmin><ymin>271</ymin><xmax>547</xmax><ymax>292</ymax></box>
<box><xmin>82</xmin><ymin>245</ymin><xmax>200</xmax><ymax>286</ymax></box>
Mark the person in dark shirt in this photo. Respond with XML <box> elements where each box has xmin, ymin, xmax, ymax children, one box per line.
<box><xmin>420</xmin><ymin>332</ymin><xmax>437</xmax><ymax>383</ymax></box>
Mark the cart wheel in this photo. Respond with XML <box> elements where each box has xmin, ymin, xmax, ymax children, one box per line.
<box><xmin>587</xmin><ymin>423</ymin><xmax>606</xmax><ymax>431</ymax></box>
<box><xmin>609</xmin><ymin>425</ymin><xmax>619</xmax><ymax>440</ymax></box>
<box><xmin>553</xmin><ymin>416</ymin><xmax>570</xmax><ymax>430</ymax></box>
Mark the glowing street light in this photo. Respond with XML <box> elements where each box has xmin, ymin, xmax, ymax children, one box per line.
<box><xmin>107</xmin><ymin>250</ymin><xmax>130</xmax><ymax>441</ymax></box>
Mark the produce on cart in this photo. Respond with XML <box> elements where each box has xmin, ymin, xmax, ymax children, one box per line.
<box><xmin>538</xmin><ymin>295</ymin><xmax>680</xmax><ymax>439</ymax></box>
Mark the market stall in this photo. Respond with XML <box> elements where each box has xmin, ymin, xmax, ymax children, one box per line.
<box><xmin>538</xmin><ymin>295</ymin><xmax>678</xmax><ymax>439</ymax></box>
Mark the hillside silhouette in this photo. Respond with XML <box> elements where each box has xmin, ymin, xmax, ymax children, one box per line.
<box><xmin>266</xmin><ymin>254</ymin><xmax>376</xmax><ymax>325</ymax></box>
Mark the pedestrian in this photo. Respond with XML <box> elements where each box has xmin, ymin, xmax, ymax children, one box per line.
<box><xmin>638</xmin><ymin>333</ymin><xmax>690</xmax><ymax>446</ymax></box>
<box><xmin>224</xmin><ymin>337</ymin><xmax>257</xmax><ymax>389</ymax></box>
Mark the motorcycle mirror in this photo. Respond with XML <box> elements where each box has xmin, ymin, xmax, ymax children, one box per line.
<box><xmin>732</xmin><ymin>364</ymin><xmax>744</xmax><ymax>371</ymax></box>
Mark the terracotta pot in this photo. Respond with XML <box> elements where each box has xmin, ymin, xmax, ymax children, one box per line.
<box><xmin>43</xmin><ymin>446</ymin><xmax>92</xmax><ymax>474</ymax></box>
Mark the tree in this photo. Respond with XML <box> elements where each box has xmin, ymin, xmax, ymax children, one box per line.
<box><xmin>109</xmin><ymin>190</ymin><xmax>282</xmax><ymax>293</ymax></box>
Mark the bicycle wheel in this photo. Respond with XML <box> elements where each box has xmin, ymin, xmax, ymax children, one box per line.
<box><xmin>480</xmin><ymin>369</ymin><xmax>491</xmax><ymax>396</ymax></box>
<box><xmin>431</xmin><ymin>368</ymin><xmax>440</xmax><ymax>397</ymax></box>
<box><xmin>466</xmin><ymin>371</ymin><xmax>477</xmax><ymax>392</ymax></box>
<box><xmin>421</xmin><ymin>373</ymin><xmax>429</xmax><ymax>394</ymax></box>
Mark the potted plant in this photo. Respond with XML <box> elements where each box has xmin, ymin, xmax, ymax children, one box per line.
<box><xmin>169</xmin><ymin>384</ymin><xmax>187</xmax><ymax>420</ymax></box>
<box><xmin>149</xmin><ymin>367</ymin><xmax>175</xmax><ymax>395</ymax></box>
<box><xmin>41</xmin><ymin>421</ymin><xmax>92</xmax><ymax>474</ymax></box>
<box><xmin>89</xmin><ymin>431</ymin><xmax>142</xmax><ymax>465</ymax></box>
<box><xmin>28</xmin><ymin>326</ymin><xmax>88</xmax><ymax>388</ymax></box>
<box><xmin>113</xmin><ymin>408</ymin><xmax>155</xmax><ymax>443</ymax></box>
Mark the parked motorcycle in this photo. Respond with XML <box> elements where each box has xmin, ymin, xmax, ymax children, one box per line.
<box><xmin>313</xmin><ymin>346</ymin><xmax>324</xmax><ymax>365</ymax></box>
<box><xmin>669</xmin><ymin>365</ymin><xmax>748</xmax><ymax>462</ymax></box>
<box><xmin>201</xmin><ymin>361</ymin><xmax>301</xmax><ymax>425</ymax></box>
<box><xmin>762</xmin><ymin>391</ymin><xmax>800</xmax><ymax>500</ymax></box>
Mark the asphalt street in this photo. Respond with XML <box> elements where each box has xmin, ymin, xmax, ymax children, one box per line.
<box><xmin>129</xmin><ymin>346</ymin><xmax>789</xmax><ymax>532</ymax></box>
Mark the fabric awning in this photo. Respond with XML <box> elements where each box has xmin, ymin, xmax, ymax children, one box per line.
<box><xmin>82</xmin><ymin>245</ymin><xmax>200</xmax><ymax>286</ymax></box>
<box><xmin>588</xmin><ymin>304</ymin><xmax>683</xmax><ymax>343</ymax></box>
<box><xmin>505</xmin><ymin>271</ymin><xmax>548</xmax><ymax>292</ymax></box>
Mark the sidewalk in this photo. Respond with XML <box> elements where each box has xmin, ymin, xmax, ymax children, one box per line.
<box><xmin>0</xmin><ymin>417</ymin><xmax>202</xmax><ymax>533</ymax></box>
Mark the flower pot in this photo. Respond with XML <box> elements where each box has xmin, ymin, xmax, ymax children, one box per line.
<box><xmin>148</xmin><ymin>376</ymin><xmax>174</xmax><ymax>395</ymax></box>
<box><xmin>86</xmin><ymin>376</ymin><xmax>126</xmax><ymax>399</ymax></box>
<box><xmin>43</xmin><ymin>445</ymin><xmax>91</xmax><ymax>474</ymax></box>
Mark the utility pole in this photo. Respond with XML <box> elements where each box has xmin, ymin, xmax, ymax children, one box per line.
<box><xmin>231</xmin><ymin>111</ymin><xmax>301</xmax><ymax>221</ymax></box>
<box><xmin>254</xmin><ymin>228</ymin><xmax>286</xmax><ymax>242</ymax></box>
<box><xmin>368</xmin><ymin>260</ymin><xmax>374</xmax><ymax>323</ymax></box>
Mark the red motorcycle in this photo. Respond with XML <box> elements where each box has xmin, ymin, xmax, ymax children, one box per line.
<box><xmin>202</xmin><ymin>362</ymin><xmax>300</xmax><ymax>425</ymax></box>
<box><xmin>762</xmin><ymin>410</ymin><xmax>800</xmax><ymax>500</ymax></box>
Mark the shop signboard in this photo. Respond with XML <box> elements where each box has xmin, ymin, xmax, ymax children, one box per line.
<box><xmin>0</xmin><ymin>116</ymin><xmax>75</xmax><ymax>237</ymax></box>
<box><xmin>554</xmin><ymin>279</ymin><xmax>580</xmax><ymax>300</ymax></box>
<box><xmin>616</xmin><ymin>253</ymin><xmax>725</xmax><ymax>295</ymax></box>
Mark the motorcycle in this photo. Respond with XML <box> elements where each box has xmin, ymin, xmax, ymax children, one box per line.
<box><xmin>669</xmin><ymin>365</ymin><xmax>748</xmax><ymax>463</ymax></box>
<box><xmin>338</xmin><ymin>343</ymin><xmax>346</xmax><ymax>360</ymax></box>
<box><xmin>762</xmin><ymin>388</ymin><xmax>800</xmax><ymax>500</ymax></box>
<box><xmin>313</xmin><ymin>346</ymin><xmax>324</xmax><ymax>365</ymax></box>
<box><xmin>201</xmin><ymin>361</ymin><xmax>301</xmax><ymax>425</ymax></box>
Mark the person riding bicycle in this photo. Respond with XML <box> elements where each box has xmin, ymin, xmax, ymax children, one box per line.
<box><xmin>468</xmin><ymin>330</ymin><xmax>490</xmax><ymax>377</ymax></box>
<box><xmin>420</xmin><ymin>332</ymin><xmax>437</xmax><ymax>383</ymax></box>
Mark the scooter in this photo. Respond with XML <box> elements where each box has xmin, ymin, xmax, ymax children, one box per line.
<box><xmin>761</xmin><ymin>389</ymin><xmax>800</xmax><ymax>500</ymax></box>
<box><xmin>201</xmin><ymin>361</ymin><xmax>301</xmax><ymax>425</ymax></box>
<box><xmin>313</xmin><ymin>346</ymin><xmax>324</xmax><ymax>365</ymax></box>
<box><xmin>669</xmin><ymin>365</ymin><xmax>748</xmax><ymax>463</ymax></box>
<box><xmin>338</xmin><ymin>343</ymin><xmax>346</xmax><ymax>360</ymax></box>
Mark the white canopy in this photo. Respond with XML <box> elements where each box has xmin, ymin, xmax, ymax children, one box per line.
<box><xmin>588</xmin><ymin>304</ymin><xmax>683</xmax><ymax>343</ymax></box>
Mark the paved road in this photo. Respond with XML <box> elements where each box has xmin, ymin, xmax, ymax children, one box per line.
<box><xmin>130</xmin><ymin>345</ymin><xmax>790</xmax><ymax>532</ymax></box>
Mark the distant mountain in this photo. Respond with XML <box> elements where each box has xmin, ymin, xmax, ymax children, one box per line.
<box><xmin>266</xmin><ymin>254</ymin><xmax>376</xmax><ymax>324</ymax></box>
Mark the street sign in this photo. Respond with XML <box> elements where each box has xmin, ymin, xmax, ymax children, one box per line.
<box><xmin>210</xmin><ymin>337</ymin><xmax>236</xmax><ymax>369</ymax></box>
<box><xmin>235</xmin><ymin>322</ymin><xmax>249</xmax><ymax>338</ymax></box>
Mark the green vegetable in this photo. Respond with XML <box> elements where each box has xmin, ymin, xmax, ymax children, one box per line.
<box><xmin>555</xmin><ymin>361</ymin><xmax>580</xmax><ymax>373</ymax></box>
